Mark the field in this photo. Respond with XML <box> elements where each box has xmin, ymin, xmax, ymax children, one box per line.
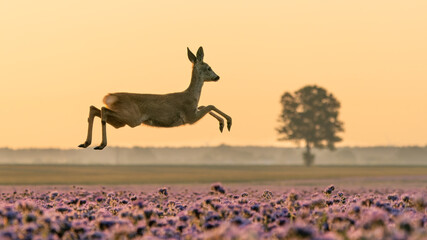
<box><xmin>0</xmin><ymin>165</ymin><xmax>426</xmax><ymax>185</ymax></box>
<box><xmin>0</xmin><ymin>165</ymin><xmax>426</xmax><ymax>239</ymax></box>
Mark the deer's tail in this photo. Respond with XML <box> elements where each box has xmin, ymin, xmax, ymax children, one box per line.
<box><xmin>103</xmin><ymin>94</ymin><xmax>118</xmax><ymax>109</ymax></box>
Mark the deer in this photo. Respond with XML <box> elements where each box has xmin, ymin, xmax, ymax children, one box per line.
<box><xmin>78</xmin><ymin>46</ymin><xmax>232</xmax><ymax>150</ymax></box>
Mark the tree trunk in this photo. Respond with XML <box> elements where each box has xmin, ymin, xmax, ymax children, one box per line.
<box><xmin>303</xmin><ymin>141</ymin><xmax>315</xmax><ymax>166</ymax></box>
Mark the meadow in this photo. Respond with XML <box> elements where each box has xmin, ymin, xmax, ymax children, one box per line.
<box><xmin>0</xmin><ymin>181</ymin><xmax>426</xmax><ymax>239</ymax></box>
<box><xmin>0</xmin><ymin>165</ymin><xmax>426</xmax><ymax>239</ymax></box>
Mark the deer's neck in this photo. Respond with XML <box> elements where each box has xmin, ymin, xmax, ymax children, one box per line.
<box><xmin>185</xmin><ymin>66</ymin><xmax>204</xmax><ymax>102</ymax></box>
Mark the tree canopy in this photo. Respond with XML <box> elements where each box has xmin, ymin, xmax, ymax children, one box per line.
<box><xmin>277</xmin><ymin>85</ymin><xmax>344</xmax><ymax>165</ymax></box>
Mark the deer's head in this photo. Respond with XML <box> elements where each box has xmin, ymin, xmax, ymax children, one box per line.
<box><xmin>187</xmin><ymin>47</ymin><xmax>220</xmax><ymax>82</ymax></box>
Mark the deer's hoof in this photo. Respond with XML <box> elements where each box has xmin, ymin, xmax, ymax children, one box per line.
<box><xmin>78</xmin><ymin>142</ymin><xmax>90</xmax><ymax>148</ymax></box>
<box><xmin>219</xmin><ymin>123</ymin><xmax>224</xmax><ymax>133</ymax></box>
<box><xmin>94</xmin><ymin>145</ymin><xmax>106</xmax><ymax>150</ymax></box>
<box><xmin>227</xmin><ymin>122</ymin><xmax>232</xmax><ymax>131</ymax></box>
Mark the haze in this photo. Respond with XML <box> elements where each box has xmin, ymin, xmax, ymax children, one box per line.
<box><xmin>1</xmin><ymin>1</ymin><xmax>426</xmax><ymax>149</ymax></box>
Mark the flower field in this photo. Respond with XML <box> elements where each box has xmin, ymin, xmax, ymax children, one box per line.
<box><xmin>0</xmin><ymin>184</ymin><xmax>426</xmax><ymax>239</ymax></box>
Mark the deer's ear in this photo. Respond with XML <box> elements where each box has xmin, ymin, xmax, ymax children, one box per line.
<box><xmin>196</xmin><ymin>47</ymin><xmax>204</xmax><ymax>62</ymax></box>
<box><xmin>187</xmin><ymin>48</ymin><xmax>196</xmax><ymax>63</ymax></box>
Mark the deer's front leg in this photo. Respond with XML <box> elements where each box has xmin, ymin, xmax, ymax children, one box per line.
<box><xmin>210</xmin><ymin>106</ymin><xmax>232</xmax><ymax>131</ymax></box>
<box><xmin>198</xmin><ymin>106</ymin><xmax>225</xmax><ymax>132</ymax></box>
<box><xmin>192</xmin><ymin>105</ymin><xmax>232</xmax><ymax>132</ymax></box>
<box><xmin>78</xmin><ymin>106</ymin><xmax>101</xmax><ymax>148</ymax></box>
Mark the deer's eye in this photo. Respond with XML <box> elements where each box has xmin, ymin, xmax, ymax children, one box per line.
<box><xmin>208</xmin><ymin>67</ymin><xmax>212</xmax><ymax>71</ymax></box>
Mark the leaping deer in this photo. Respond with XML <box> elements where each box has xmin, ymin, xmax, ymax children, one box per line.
<box><xmin>78</xmin><ymin>47</ymin><xmax>232</xmax><ymax>150</ymax></box>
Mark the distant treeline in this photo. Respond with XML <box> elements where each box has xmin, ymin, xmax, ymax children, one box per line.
<box><xmin>0</xmin><ymin>145</ymin><xmax>426</xmax><ymax>165</ymax></box>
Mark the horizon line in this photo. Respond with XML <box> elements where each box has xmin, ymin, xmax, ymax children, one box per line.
<box><xmin>1</xmin><ymin>144</ymin><xmax>427</xmax><ymax>150</ymax></box>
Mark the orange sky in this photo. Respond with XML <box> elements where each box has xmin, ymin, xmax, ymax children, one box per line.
<box><xmin>1</xmin><ymin>1</ymin><xmax>426</xmax><ymax>149</ymax></box>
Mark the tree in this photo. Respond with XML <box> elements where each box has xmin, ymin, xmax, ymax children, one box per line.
<box><xmin>277</xmin><ymin>85</ymin><xmax>344</xmax><ymax>166</ymax></box>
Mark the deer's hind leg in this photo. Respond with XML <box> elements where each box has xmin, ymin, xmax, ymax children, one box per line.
<box><xmin>78</xmin><ymin>106</ymin><xmax>101</xmax><ymax>148</ymax></box>
<box><xmin>94</xmin><ymin>107</ymin><xmax>126</xmax><ymax>150</ymax></box>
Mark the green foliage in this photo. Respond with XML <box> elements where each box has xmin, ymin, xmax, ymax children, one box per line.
<box><xmin>277</xmin><ymin>85</ymin><xmax>344</xmax><ymax>165</ymax></box>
